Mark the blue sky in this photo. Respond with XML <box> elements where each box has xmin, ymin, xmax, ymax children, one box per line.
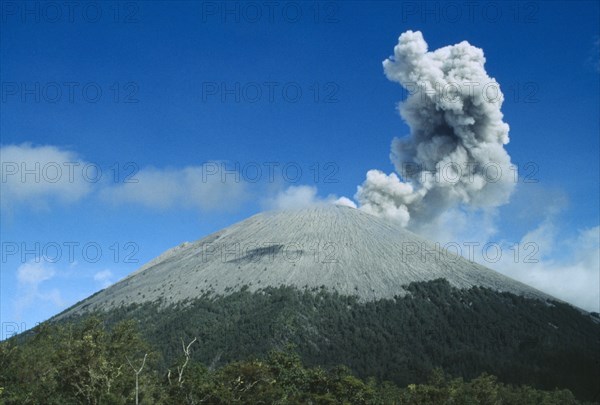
<box><xmin>1</xmin><ymin>1</ymin><xmax>599</xmax><ymax>336</ymax></box>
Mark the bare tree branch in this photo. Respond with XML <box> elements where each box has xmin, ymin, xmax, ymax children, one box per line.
<box><xmin>177</xmin><ymin>337</ymin><xmax>197</xmax><ymax>386</ymax></box>
<box><xmin>126</xmin><ymin>353</ymin><xmax>148</xmax><ymax>405</ymax></box>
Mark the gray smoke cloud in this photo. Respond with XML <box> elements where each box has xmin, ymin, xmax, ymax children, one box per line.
<box><xmin>356</xmin><ymin>30</ymin><xmax>515</xmax><ymax>228</ymax></box>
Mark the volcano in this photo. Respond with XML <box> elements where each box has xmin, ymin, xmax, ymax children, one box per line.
<box><xmin>54</xmin><ymin>206</ymin><xmax>600</xmax><ymax>401</ymax></box>
<box><xmin>62</xmin><ymin>205</ymin><xmax>553</xmax><ymax>316</ymax></box>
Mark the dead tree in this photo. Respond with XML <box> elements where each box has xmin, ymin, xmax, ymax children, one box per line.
<box><xmin>167</xmin><ymin>337</ymin><xmax>197</xmax><ymax>387</ymax></box>
<box><xmin>127</xmin><ymin>353</ymin><xmax>147</xmax><ymax>405</ymax></box>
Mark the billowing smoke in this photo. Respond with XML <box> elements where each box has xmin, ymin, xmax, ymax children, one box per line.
<box><xmin>356</xmin><ymin>30</ymin><xmax>515</xmax><ymax>228</ymax></box>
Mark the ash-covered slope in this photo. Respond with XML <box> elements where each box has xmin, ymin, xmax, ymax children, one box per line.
<box><xmin>62</xmin><ymin>205</ymin><xmax>553</xmax><ymax>317</ymax></box>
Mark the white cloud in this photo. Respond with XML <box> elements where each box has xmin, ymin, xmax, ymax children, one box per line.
<box><xmin>494</xmin><ymin>225</ymin><xmax>600</xmax><ymax>312</ymax></box>
<box><xmin>15</xmin><ymin>259</ymin><xmax>65</xmax><ymax>319</ymax></box>
<box><xmin>264</xmin><ymin>185</ymin><xmax>321</xmax><ymax>210</ymax></box>
<box><xmin>101</xmin><ymin>164</ymin><xmax>248</xmax><ymax>213</ymax></box>
<box><xmin>483</xmin><ymin>184</ymin><xmax>599</xmax><ymax>312</ymax></box>
<box><xmin>1</xmin><ymin>144</ymin><xmax>252</xmax><ymax>215</ymax></box>
<box><xmin>0</xmin><ymin>143</ymin><xmax>355</xmax><ymax>217</ymax></box>
<box><xmin>410</xmin><ymin>206</ymin><xmax>499</xmax><ymax>247</ymax></box>
<box><xmin>0</xmin><ymin>143</ymin><xmax>92</xmax><ymax>212</ymax></box>
<box><xmin>405</xmin><ymin>182</ymin><xmax>599</xmax><ymax>312</ymax></box>
<box><xmin>334</xmin><ymin>196</ymin><xmax>357</xmax><ymax>209</ymax></box>
<box><xmin>262</xmin><ymin>185</ymin><xmax>352</xmax><ymax>211</ymax></box>
<box><xmin>93</xmin><ymin>269</ymin><xmax>114</xmax><ymax>288</ymax></box>
<box><xmin>17</xmin><ymin>259</ymin><xmax>56</xmax><ymax>285</ymax></box>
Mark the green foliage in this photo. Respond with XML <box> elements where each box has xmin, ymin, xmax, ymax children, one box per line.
<box><xmin>78</xmin><ymin>279</ymin><xmax>600</xmax><ymax>401</ymax></box>
<box><xmin>2</xmin><ymin>280</ymin><xmax>599</xmax><ymax>403</ymax></box>
<box><xmin>396</xmin><ymin>369</ymin><xmax>584</xmax><ymax>405</ymax></box>
<box><xmin>0</xmin><ymin>328</ymin><xmax>594</xmax><ymax>404</ymax></box>
<box><xmin>0</xmin><ymin>318</ymin><xmax>162</xmax><ymax>404</ymax></box>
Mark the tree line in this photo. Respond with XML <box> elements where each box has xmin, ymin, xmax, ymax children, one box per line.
<box><xmin>0</xmin><ymin>317</ymin><xmax>592</xmax><ymax>404</ymax></box>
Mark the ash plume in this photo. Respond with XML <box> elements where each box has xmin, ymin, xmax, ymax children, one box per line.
<box><xmin>356</xmin><ymin>31</ymin><xmax>515</xmax><ymax>228</ymax></box>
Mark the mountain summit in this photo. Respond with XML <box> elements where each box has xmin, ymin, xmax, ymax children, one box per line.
<box><xmin>64</xmin><ymin>205</ymin><xmax>552</xmax><ymax>317</ymax></box>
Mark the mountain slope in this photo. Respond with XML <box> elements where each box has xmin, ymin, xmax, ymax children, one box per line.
<box><xmin>61</xmin><ymin>280</ymin><xmax>600</xmax><ymax>401</ymax></box>
<box><xmin>46</xmin><ymin>206</ymin><xmax>600</xmax><ymax>401</ymax></box>
<box><xmin>61</xmin><ymin>205</ymin><xmax>554</xmax><ymax>317</ymax></box>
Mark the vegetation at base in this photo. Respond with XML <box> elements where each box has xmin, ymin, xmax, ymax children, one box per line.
<box><xmin>61</xmin><ymin>279</ymin><xmax>598</xmax><ymax>401</ymax></box>
<box><xmin>3</xmin><ymin>279</ymin><xmax>599</xmax><ymax>403</ymax></box>
<box><xmin>0</xmin><ymin>317</ymin><xmax>593</xmax><ymax>404</ymax></box>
